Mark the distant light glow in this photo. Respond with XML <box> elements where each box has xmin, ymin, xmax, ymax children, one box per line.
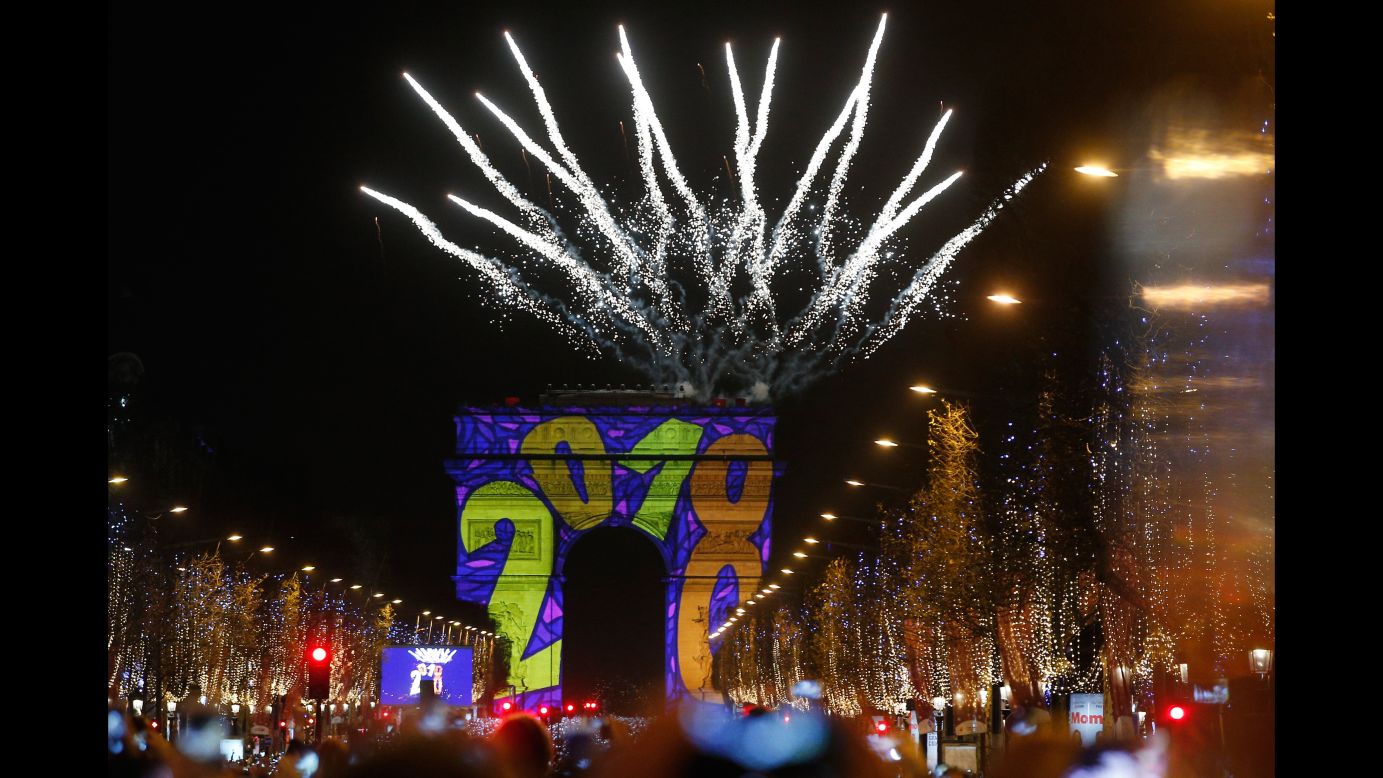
<box><xmin>986</xmin><ymin>293</ymin><xmax>1021</xmax><ymax>305</ymax></box>
<box><xmin>109</xmin><ymin>476</ymin><xmax>128</xmax><ymax>484</ymax></box>
<box><xmin>909</xmin><ymin>385</ymin><xmax>937</xmax><ymax>395</ymax></box>
<box><xmin>227</xmin><ymin>535</ymin><xmax>243</xmax><ymax>542</ymax></box>
<box><xmin>1075</xmin><ymin>165</ymin><xmax>1118</xmax><ymax>177</ymax></box>
<box><xmin>803</xmin><ymin>537</ymin><xmax>819</xmax><ymax>544</ymax></box>
<box><xmin>1141</xmin><ymin>283</ymin><xmax>1270</xmax><ymax>309</ymax></box>
<box><xmin>845</xmin><ymin>480</ymin><xmax>864</xmax><ymax>487</ymax></box>
<box><xmin>874</xmin><ymin>439</ymin><xmax>899</xmax><ymax>447</ymax></box>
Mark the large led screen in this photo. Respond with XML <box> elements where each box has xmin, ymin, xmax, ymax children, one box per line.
<box><xmin>380</xmin><ymin>646</ymin><xmax>474</xmax><ymax>706</ymax></box>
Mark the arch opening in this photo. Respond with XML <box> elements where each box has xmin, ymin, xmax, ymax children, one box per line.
<box><xmin>560</xmin><ymin>526</ymin><xmax>666</xmax><ymax>716</ymax></box>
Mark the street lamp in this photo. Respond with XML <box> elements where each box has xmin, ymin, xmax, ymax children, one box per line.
<box><xmin>843</xmin><ymin>479</ymin><xmax>908</xmax><ymax>492</ymax></box>
<box><xmin>1249</xmin><ymin>648</ymin><xmax>1272</xmax><ymax>677</ymax></box>
<box><xmin>874</xmin><ymin>438</ymin><xmax>925</xmax><ymax>451</ymax></box>
<box><xmin>1074</xmin><ymin>164</ymin><xmax>1118</xmax><ymax>177</ymax></box>
<box><xmin>909</xmin><ymin>385</ymin><xmax>938</xmax><ymax>395</ymax></box>
<box><xmin>109</xmin><ymin>476</ymin><xmax>129</xmax><ymax>484</ymax></box>
<box><xmin>986</xmin><ymin>293</ymin><xmax>1022</xmax><ymax>305</ymax></box>
<box><xmin>820</xmin><ymin>511</ymin><xmax>882</xmax><ymax>526</ymax></box>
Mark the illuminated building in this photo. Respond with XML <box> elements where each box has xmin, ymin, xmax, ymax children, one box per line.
<box><xmin>447</xmin><ymin>390</ymin><xmax>775</xmax><ymax>711</ymax></box>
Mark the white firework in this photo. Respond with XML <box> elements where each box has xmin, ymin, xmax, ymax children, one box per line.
<box><xmin>363</xmin><ymin>14</ymin><xmax>1044</xmax><ymax>400</ymax></box>
<box><xmin>409</xmin><ymin>647</ymin><xmax>458</xmax><ymax>664</ymax></box>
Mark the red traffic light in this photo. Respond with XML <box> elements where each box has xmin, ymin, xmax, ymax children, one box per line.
<box><xmin>539</xmin><ymin>705</ymin><xmax>549</xmax><ymax>715</ymax></box>
<box><xmin>501</xmin><ymin>701</ymin><xmax>513</xmax><ymax>712</ymax></box>
<box><xmin>310</xmin><ymin>647</ymin><xmax>328</xmax><ymax>662</ymax></box>
<box><xmin>565</xmin><ymin>704</ymin><xmax>575</xmax><ymax>713</ymax></box>
<box><xmin>1168</xmin><ymin>705</ymin><xmax>1186</xmax><ymax>721</ymax></box>
<box><xmin>876</xmin><ymin>722</ymin><xmax>888</xmax><ymax>733</ymax></box>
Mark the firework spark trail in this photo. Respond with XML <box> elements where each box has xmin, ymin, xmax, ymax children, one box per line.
<box><xmin>359</xmin><ymin>186</ymin><xmax>599</xmax><ymax>353</ymax></box>
<box><xmin>502</xmin><ymin>33</ymin><xmax>684</xmax><ymax>328</ymax></box>
<box><xmin>724</xmin><ymin>40</ymin><xmax>779</xmax><ymax>331</ymax></box>
<box><xmin>785</xmin><ymin>169</ymin><xmax>964</xmax><ymax>347</ymax></box>
<box><xmin>402</xmin><ymin>74</ymin><xmax>551</xmax><ymax>229</ymax></box>
<box><xmin>471</xmin><ymin>91</ymin><xmax>682</xmax><ymax>340</ymax></box>
<box><xmin>364</xmin><ymin>16</ymin><xmax>1045</xmax><ymax>399</ymax></box>
<box><xmin>762</xmin><ymin>14</ymin><xmax>887</xmax><ymax>298</ymax></box>
<box><xmin>815</xmin><ymin>13</ymin><xmax>888</xmax><ymax>272</ymax></box>
<box><xmin>444</xmin><ymin>193</ymin><xmax>666</xmax><ymax>348</ymax></box>
<box><xmin>783</xmin><ymin>109</ymin><xmax>955</xmax><ymax>347</ymax></box>
<box><xmin>828</xmin><ymin>110</ymin><xmax>957</xmax><ymax>338</ymax></box>
<box><xmin>616</xmin><ymin>29</ymin><xmax>727</xmax><ymax>320</ymax></box>
<box><xmin>856</xmin><ymin>164</ymin><xmax>1047</xmax><ymax>357</ymax></box>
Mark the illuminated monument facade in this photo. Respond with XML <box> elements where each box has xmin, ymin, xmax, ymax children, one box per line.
<box><xmin>447</xmin><ymin>395</ymin><xmax>775</xmax><ymax>710</ymax></box>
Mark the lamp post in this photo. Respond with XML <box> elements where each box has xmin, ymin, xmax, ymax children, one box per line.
<box><xmin>166</xmin><ymin>701</ymin><xmax>177</xmax><ymax>742</ymax></box>
<box><xmin>1249</xmin><ymin>648</ymin><xmax>1272</xmax><ymax>678</ymax></box>
<box><xmin>843</xmin><ymin>479</ymin><xmax>909</xmax><ymax>493</ymax></box>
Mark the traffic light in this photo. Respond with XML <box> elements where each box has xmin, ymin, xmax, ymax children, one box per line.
<box><xmin>501</xmin><ymin>701</ymin><xmax>513</xmax><ymax>713</ymax></box>
<box><xmin>538</xmin><ymin>705</ymin><xmax>550</xmax><ymax>720</ymax></box>
<box><xmin>565</xmin><ymin>703</ymin><xmax>576</xmax><ymax>715</ymax></box>
<box><xmin>307</xmin><ymin>646</ymin><xmax>331</xmax><ymax>700</ymax></box>
<box><xmin>1167</xmin><ymin>705</ymin><xmax>1187</xmax><ymax>722</ymax></box>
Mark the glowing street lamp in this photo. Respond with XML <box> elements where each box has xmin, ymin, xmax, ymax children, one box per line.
<box><xmin>1075</xmin><ymin>164</ymin><xmax>1118</xmax><ymax>177</ymax></box>
<box><xmin>986</xmin><ymin>293</ymin><xmax>1022</xmax><ymax>305</ymax></box>
<box><xmin>909</xmin><ymin>385</ymin><xmax>937</xmax><ymax>395</ymax></box>
<box><xmin>169</xmin><ymin>506</ymin><xmax>189</xmax><ymax>514</ymax></box>
<box><xmin>109</xmin><ymin>476</ymin><xmax>129</xmax><ymax>484</ymax></box>
<box><xmin>875</xmin><ymin>438</ymin><xmax>925</xmax><ymax>451</ymax></box>
<box><xmin>803</xmin><ymin>537</ymin><xmax>819</xmax><ymax>544</ymax></box>
<box><xmin>845</xmin><ymin>479</ymin><xmax>865</xmax><ymax>487</ymax></box>
<box><xmin>226</xmin><ymin>534</ymin><xmax>243</xmax><ymax>542</ymax></box>
<box><xmin>259</xmin><ymin>546</ymin><xmax>275</xmax><ymax>554</ymax></box>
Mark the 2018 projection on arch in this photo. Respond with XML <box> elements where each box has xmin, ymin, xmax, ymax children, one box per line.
<box><xmin>448</xmin><ymin>405</ymin><xmax>775</xmax><ymax>711</ymax></box>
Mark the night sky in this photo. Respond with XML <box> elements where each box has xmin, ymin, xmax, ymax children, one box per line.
<box><xmin>108</xmin><ymin>0</ymin><xmax>1271</xmax><ymax>681</ymax></box>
